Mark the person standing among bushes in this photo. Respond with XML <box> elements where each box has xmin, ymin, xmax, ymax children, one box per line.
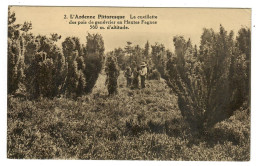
<box><xmin>146</xmin><ymin>65</ymin><xmax>150</xmax><ymax>79</ymax></box>
<box><xmin>140</xmin><ymin>62</ymin><xmax>148</xmax><ymax>88</ymax></box>
<box><xmin>124</xmin><ymin>67</ymin><xmax>132</xmax><ymax>87</ymax></box>
<box><xmin>132</xmin><ymin>66</ymin><xmax>140</xmax><ymax>89</ymax></box>
<box><xmin>105</xmin><ymin>56</ymin><xmax>120</xmax><ymax>95</ymax></box>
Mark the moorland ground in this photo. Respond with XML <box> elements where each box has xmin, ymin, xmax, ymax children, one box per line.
<box><xmin>7</xmin><ymin>71</ymin><xmax>250</xmax><ymax>160</ymax></box>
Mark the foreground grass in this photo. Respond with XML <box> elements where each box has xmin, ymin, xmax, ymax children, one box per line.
<box><xmin>7</xmin><ymin>72</ymin><xmax>250</xmax><ymax>160</ymax></box>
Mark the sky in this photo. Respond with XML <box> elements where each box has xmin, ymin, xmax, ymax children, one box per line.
<box><xmin>11</xmin><ymin>7</ymin><xmax>251</xmax><ymax>52</ymax></box>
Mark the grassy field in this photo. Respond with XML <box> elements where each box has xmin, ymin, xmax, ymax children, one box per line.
<box><xmin>7</xmin><ymin>71</ymin><xmax>250</xmax><ymax>160</ymax></box>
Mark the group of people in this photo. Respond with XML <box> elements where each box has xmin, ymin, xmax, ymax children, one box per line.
<box><xmin>124</xmin><ymin>62</ymin><xmax>148</xmax><ymax>89</ymax></box>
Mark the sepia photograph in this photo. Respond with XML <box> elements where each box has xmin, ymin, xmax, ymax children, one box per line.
<box><xmin>7</xmin><ymin>6</ymin><xmax>251</xmax><ymax>161</ymax></box>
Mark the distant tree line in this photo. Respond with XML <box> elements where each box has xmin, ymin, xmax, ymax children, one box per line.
<box><xmin>8</xmin><ymin>8</ymin><xmax>104</xmax><ymax>99</ymax></box>
<box><xmin>110</xmin><ymin>40</ymin><xmax>171</xmax><ymax>81</ymax></box>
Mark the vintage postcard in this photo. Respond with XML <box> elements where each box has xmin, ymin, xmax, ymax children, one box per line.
<box><xmin>7</xmin><ymin>6</ymin><xmax>251</xmax><ymax>160</ymax></box>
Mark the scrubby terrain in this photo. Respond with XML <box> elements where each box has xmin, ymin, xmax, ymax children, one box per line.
<box><xmin>7</xmin><ymin>7</ymin><xmax>251</xmax><ymax>160</ymax></box>
<box><xmin>7</xmin><ymin>71</ymin><xmax>250</xmax><ymax>160</ymax></box>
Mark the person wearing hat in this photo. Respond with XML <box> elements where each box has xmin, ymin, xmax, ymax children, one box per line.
<box><xmin>140</xmin><ymin>62</ymin><xmax>148</xmax><ymax>88</ymax></box>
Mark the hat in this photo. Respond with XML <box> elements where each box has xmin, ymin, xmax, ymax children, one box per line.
<box><xmin>140</xmin><ymin>62</ymin><xmax>146</xmax><ymax>67</ymax></box>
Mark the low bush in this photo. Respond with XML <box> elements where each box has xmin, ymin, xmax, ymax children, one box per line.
<box><xmin>208</xmin><ymin>108</ymin><xmax>250</xmax><ymax>145</ymax></box>
<box><xmin>148</xmin><ymin>69</ymin><xmax>161</xmax><ymax>80</ymax></box>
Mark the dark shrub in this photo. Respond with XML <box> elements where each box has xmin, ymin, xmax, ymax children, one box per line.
<box><xmin>148</xmin><ymin>69</ymin><xmax>161</xmax><ymax>80</ymax></box>
<box><xmin>166</xmin><ymin>26</ymin><xmax>250</xmax><ymax>135</ymax></box>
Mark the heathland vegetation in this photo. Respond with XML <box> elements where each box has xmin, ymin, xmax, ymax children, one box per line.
<box><xmin>8</xmin><ymin>7</ymin><xmax>250</xmax><ymax>160</ymax></box>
